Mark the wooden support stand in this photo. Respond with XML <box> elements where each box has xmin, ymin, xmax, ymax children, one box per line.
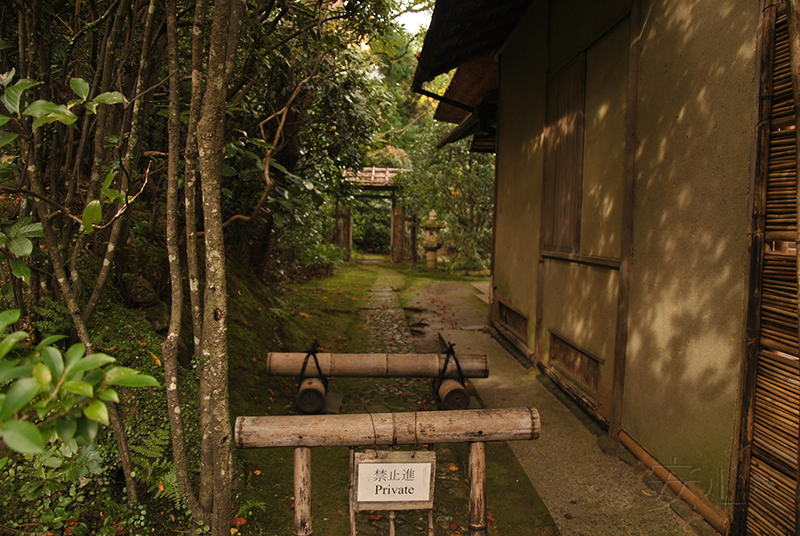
<box><xmin>236</xmin><ymin>407</ymin><xmax>540</xmax><ymax>536</ymax></box>
<box><xmin>294</xmin><ymin>447</ymin><xmax>312</xmax><ymax>536</ymax></box>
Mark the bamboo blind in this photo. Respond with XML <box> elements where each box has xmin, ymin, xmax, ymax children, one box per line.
<box><xmin>747</xmin><ymin>8</ymin><xmax>800</xmax><ymax>535</ymax></box>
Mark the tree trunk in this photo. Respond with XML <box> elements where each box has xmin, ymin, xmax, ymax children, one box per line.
<box><xmin>195</xmin><ymin>1</ymin><xmax>243</xmax><ymax>533</ymax></box>
<box><xmin>163</xmin><ymin>0</ymin><xmax>208</xmax><ymax>524</ymax></box>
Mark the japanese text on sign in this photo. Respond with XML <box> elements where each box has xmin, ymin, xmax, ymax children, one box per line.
<box><xmin>357</xmin><ymin>462</ymin><xmax>432</xmax><ymax>502</ymax></box>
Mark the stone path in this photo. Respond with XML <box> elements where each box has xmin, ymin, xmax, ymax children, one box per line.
<box><xmin>348</xmin><ymin>264</ymin><xmax>473</xmax><ymax>536</ymax></box>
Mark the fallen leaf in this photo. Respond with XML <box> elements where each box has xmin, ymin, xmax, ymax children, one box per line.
<box><xmin>254</xmin><ymin>470</ymin><xmax>262</xmax><ymax>476</ymax></box>
<box><xmin>231</xmin><ymin>517</ymin><xmax>247</xmax><ymax>526</ymax></box>
<box><xmin>368</xmin><ymin>515</ymin><xmax>382</xmax><ymax>521</ymax></box>
<box><xmin>449</xmin><ymin>521</ymin><xmax>459</xmax><ymax>530</ymax></box>
<box><xmin>289</xmin><ymin>503</ymin><xmax>295</xmax><ymax>510</ymax></box>
<box><xmin>449</xmin><ymin>465</ymin><xmax>459</xmax><ymax>472</ymax></box>
<box><xmin>151</xmin><ymin>352</ymin><xmax>161</xmax><ymax>367</ymax></box>
<box><xmin>158</xmin><ymin>481</ymin><xmax>165</xmax><ymax>492</ymax></box>
<box><xmin>487</xmin><ymin>513</ymin><xmax>496</xmax><ymax>522</ymax></box>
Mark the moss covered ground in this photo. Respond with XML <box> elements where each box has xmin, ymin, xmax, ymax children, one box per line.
<box><xmin>226</xmin><ymin>259</ymin><xmax>560</xmax><ymax>536</ymax></box>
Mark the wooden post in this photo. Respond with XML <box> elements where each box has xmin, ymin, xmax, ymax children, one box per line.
<box><xmin>294</xmin><ymin>447</ymin><xmax>312</xmax><ymax>536</ymax></box>
<box><xmin>266</xmin><ymin>352</ymin><xmax>489</xmax><ymax>379</ymax></box>
<box><xmin>468</xmin><ymin>442</ymin><xmax>487</xmax><ymax>536</ymax></box>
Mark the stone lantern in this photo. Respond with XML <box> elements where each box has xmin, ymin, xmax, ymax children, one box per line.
<box><xmin>420</xmin><ymin>210</ymin><xmax>445</xmax><ymax>270</ymax></box>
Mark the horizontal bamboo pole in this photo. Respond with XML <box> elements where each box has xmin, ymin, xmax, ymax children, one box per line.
<box><xmin>618</xmin><ymin>431</ymin><xmax>727</xmax><ymax>534</ymax></box>
<box><xmin>235</xmin><ymin>407</ymin><xmax>540</xmax><ymax>449</ymax></box>
<box><xmin>266</xmin><ymin>352</ymin><xmax>489</xmax><ymax>378</ymax></box>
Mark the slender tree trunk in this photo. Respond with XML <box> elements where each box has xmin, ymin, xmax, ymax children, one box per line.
<box><xmin>163</xmin><ymin>0</ymin><xmax>208</xmax><ymax>524</ymax></box>
<box><xmin>195</xmin><ymin>1</ymin><xmax>243</xmax><ymax>534</ymax></box>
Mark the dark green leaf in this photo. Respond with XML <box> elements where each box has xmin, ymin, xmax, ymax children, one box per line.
<box><xmin>9</xmin><ymin>237</ymin><xmax>32</xmax><ymax>257</ymax></box>
<box><xmin>70</xmin><ymin>78</ymin><xmax>90</xmax><ymax>100</ymax></box>
<box><xmin>3</xmin><ymin>80</ymin><xmax>40</xmax><ymax>115</ymax></box>
<box><xmin>0</xmin><ymin>363</ymin><xmax>33</xmax><ymax>383</ymax></box>
<box><xmin>12</xmin><ymin>221</ymin><xmax>43</xmax><ymax>239</ymax></box>
<box><xmin>0</xmin><ymin>420</ymin><xmax>44</xmax><ymax>454</ymax></box>
<box><xmin>10</xmin><ymin>260</ymin><xmax>30</xmax><ymax>283</ymax></box>
<box><xmin>91</xmin><ymin>92</ymin><xmax>127</xmax><ymax>105</ymax></box>
<box><xmin>61</xmin><ymin>380</ymin><xmax>93</xmax><ymax>397</ymax></box>
<box><xmin>56</xmin><ymin>417</ymin><xmax>77</xmax><ymax>441</ymax></box>
<box><xmin>83</xmin><ymin>400</ymin><xmax>109</xmax><ymax>426</ymax></box>
<box><xmin>69</xmin><ymin>353</ymin><xmax>115</xmax><ymax>375</ymax></box>
<box><xmin>0</xmin><ymin>377</ymin><xmax>39</xmax><ymax>420</ymax></box>
<box><xmin>81</xmin><ymin>200</ymin><xmax>102</xmax><ymax>233</ymax></box>
<box><xmin>0</xmin><ymin>331</ymin><xmax>28</xmax><ymax>360</ymax></box>
<box><xmin>0</xmin><ymin>131</ymin><xmax>18</xmax><ymax>149</ymax></box>
<box><xmin>64</xmin><ymin>343</ymin><xmax>85</xmax><ymax>372</ymax></box>
<box><xmin>41</xmin><ymin>346</ymin><xmax>64</xmax><ymax>377</ymax></box>
<box><xmin>0</xmin><ymin>309</ymin><xmax>20</xmax><ymax>333</ymax></box>
<box><xmin>104</xmin><ymin>366</ymin><xmax>158</xmax><ymax>387</ymax></box>
<box><xmin>75</xmin><ymin>417</ymin><xmax>98</xmax><ymax>445</ymax></box>
<box><xmin>37</xmin><ymin>335</ymin><xmax>67</xmax><ymax>349</ymax></box>
<box><xmin>97</xmin><ymin>388</ymin><xmax>119</xmax><ymax>403</ymax></box>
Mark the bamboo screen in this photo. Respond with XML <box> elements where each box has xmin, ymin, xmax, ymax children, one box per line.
<box><xmin>542</xmin><ymin>54</ymin><xmax>586</xmax><ymax>253</ymax></box>
<box><xmin>745</xmin><ymin>7</ymin><xmax>800</xmax><ymax>535</ymax></box>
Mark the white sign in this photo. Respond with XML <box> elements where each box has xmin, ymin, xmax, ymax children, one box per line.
<box><xmin>351</xmin><ymin>450</ymin><xmax>436</xmax><ymax>511</ymax></box>
<box><xmin>357</xmin><ymin>462</ymin><xmax>432</xmax><ymax>502</ymax></box>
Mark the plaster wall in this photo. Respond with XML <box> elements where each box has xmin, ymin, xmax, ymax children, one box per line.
<box><xmin>582</xmin><ymin>19</ymin><xmax>629</xmax><ymax>259</ymax></box>
<box><xmin>623</xmin><ymin>0</ymin><xmax>756</xmax><ymax>507</ymax></box>
<box><xmin>541</xmin><ymin>261</ymin><xmax>619</xmax><ymax>417</ymax></box>
<box><xmin>493</xmin><ymin>1</ymin><xmax>547</xmax><ymax>345</ymax></box>
<box><xmin>549</xmin><ymin>0</ymin><xmax>631</xmax><ymax>72</ymax></box>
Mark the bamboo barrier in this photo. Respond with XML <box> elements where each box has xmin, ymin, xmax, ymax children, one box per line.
<box><xmin>235</xmin><ymin>407</ymin><xmax>539</xmax><ymax>448</ymax></box>
<box><xmin>236</xmin><ymin>407</ymin><xmax>540</xmax><ymax>536</ymax></box>
<box><xmin>266</xmin><ymin>352</ymin><xmax>489</xmax><ymax>378</ymax></box>
<box><xmin>270</xmin><ymin>352</ymin><xmax>487</xmax><ymax>413</ymax></box>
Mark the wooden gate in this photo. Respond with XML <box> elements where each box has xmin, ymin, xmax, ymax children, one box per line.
<box><xmin>736</xmin><ymin>2</ymin><xmax>800</xmax><ymax>534</ymax></box>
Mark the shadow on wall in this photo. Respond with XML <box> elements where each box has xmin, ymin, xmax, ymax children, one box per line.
<box><xmin>620</xmin><ymin>0</ymin><xmax>756</xmax><ymax>506</ymax></box>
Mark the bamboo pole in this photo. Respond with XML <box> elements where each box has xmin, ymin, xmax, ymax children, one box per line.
<box><xmin>468</xmin><ymin>442</ymin><xmax>487</xmax><ymax>536</ymax></box>
<box><xmin>235</xmin><ymin>407</ymin><xmax>540</xmax><ymax>449</ymax></box>
<box><xmin>294</xmin><ymin>447</ymin><xmax>312</xmax><ymax>536</ymax></box>
<box><xmin>619</xmin><ymin>432</ymin><xmax>727</xmax><ymax>534</ymax></box>
<box><xmin>266</xmin><ymin>352</ymin><xmax>489</xmax><ymax>378</ymax></box>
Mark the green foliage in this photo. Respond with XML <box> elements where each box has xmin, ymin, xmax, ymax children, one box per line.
<box><xmin>352</xmin><ymin>197</ymin><xmax>392</xmax><ymax>253</ymax></box>
<box><xmin>31</xmin><ymin>296</ymin><xmax>71</xmax><ymax>337</ymax></box>
<box><xmin>394</xmin><ymin>121</ymin><xmax>495</xmax><ymax>271</ymax></box>
<box><xmin>0</xmin><ymin>309</ymin><xmax>159</xmax><ymax>455</ymax></box>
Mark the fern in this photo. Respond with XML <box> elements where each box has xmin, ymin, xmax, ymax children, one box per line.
<box><xmin>154</xmin><ymin>465</ymin><xmax>183</xmax><ymax>510</ymax></box>
<box><xmin>130</xmin><ymin>427</ymin><xmax>170</xmax><ymax>479</ymax></box>
<box><xmin>32</xmin><ymin>296</ymin><xmax>71</xmax><ymax>336</ymax></box>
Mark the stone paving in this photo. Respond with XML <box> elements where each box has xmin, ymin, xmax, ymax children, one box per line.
<box><xmin>347</xmin><ymin>265</ymin><xmax>473</xmax><ymax>536</ymax></box>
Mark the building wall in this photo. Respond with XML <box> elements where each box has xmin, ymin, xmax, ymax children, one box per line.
<box><xmin>539</xmin><ymin>8</ymin><xmax>630</xmax><ymax>420</ymax></box>
<box><xmin>623</xmin><ymin>0</ymin><xmax>757</xmax><ymax>507</ymax></box>
<box><xmin>493</xmin><ymin>1</ymin><xmax>548</xmax><ymax>346</ymax></box>
<box><xmin>495</xmin><ymin>0</ymin><xmax>757</xmax><ymax>511</ymax></box>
